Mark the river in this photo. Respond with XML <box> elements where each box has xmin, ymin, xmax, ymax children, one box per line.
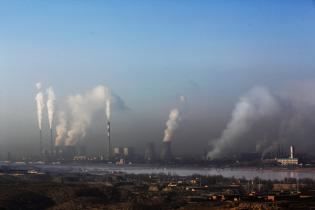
<box><xmin>33</xmin><ymin>164</ymin><xmax>315</xmax><ymax>180</ymax></box>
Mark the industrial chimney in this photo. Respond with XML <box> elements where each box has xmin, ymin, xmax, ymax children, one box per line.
<box><xmin>50</xmin><ymin>128</ymin><xmax>54</xmax><ymax>156</ymax></box>
<box><xmin>39</xmin><ymin>130</ymin><xmax>43</xmax><ymax>158</ymax></box>
<box><xmin>107</xmin><ymin>121</ymin><xmax>111</xmax><ymax>160</ymax></box>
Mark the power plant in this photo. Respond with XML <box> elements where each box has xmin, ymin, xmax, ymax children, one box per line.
<box><xmin>276</xmin><ymin>145</ymin><xmax>299</xmax><ymax>166</ymax></box>
<box><xmin>31</xmin><ymin>84</ymin><xmax>306</xmax><ymax>167</ymax></box>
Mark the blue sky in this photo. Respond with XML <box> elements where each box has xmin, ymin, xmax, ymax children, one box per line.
<box><xmin>1</xmin><ymin>0</ymin><xmax>315</xmax><ymax>156</ymax></box>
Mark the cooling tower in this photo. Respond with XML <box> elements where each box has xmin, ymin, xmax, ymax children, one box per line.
<box><xmin>160</xmin><ymin>141</ymin><xmax>173</xmax><ymax>162</ymax></box>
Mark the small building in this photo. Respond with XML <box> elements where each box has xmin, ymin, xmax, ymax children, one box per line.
<box><xmin>276</xmin><ymin>158</ymin><xmax>298</xmax><ymax>166</ymax></box>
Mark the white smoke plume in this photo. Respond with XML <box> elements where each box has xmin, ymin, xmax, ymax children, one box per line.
<box><xmin>55</xmin><ymin>112</ymin><xmax>67</xmax><ymax>146</ymax></box>
<box><xmin>163</xmin><ymin>109</ymin><xmax>180</xmax><ymax>142</ymax></box>
<box><xmin>207</xmin><ymin>87</ymin><xmax>278</xmax><ymax>159</ymax></box>
<box><xmin>65</xmin><ymin>85</ymin><xmax>109</xmax><ymax>146</ymax></box>
<box><xmin>35</xmin><ymin>82</ymin><xmax>45</xmax><ymax>130</ymax></box>
<box><xmin>163</xmin><ymin>96</ymin><xmax>185</xmax><ymax>142</ymax></box>
<box><xmin>106</xmin><ymin>89</ymin><xmax>111</xmax><ymax>121</ymax></box>
<box><xmin>46</xmin><ymin>86</ymin><xmax>55</xmax><ymax>129</ymax></box>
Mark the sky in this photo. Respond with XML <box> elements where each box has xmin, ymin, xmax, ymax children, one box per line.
<box><xmin>1</xmin><ymin>0</ymin><xmax>315</xmax><ymax>158</ymax></box>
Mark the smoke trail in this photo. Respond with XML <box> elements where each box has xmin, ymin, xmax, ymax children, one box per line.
<box><xmin>35</xmin><ymin>82</ymin><xmax>45</xmax><ymax>130</ymax></box>
<box><xmin>163</xmin><ymin>109</ymin><xmax>180</xmax><ymax>142</ymax></box>
<box><xmin>65</xmin><ymin>85</ymin><xmax>107</xmax><ymax>146</ymax></box>
<box><xmin>207</xmin><ymin>87</ymin><xmax>278</xmax><ymax>159</ymax></box>
<box><xmin>46</xmin><ymin>86</ymin><xmax>55</xmax><ymax>129</ymax></box>
<box><xmin>53</xmin><ymin>85</ymin><xmax>127</xmax><ymax>146</ymax></box>
<box><xmin>106</xmin><ymin>90</ymin><xmax>111</xmax><ymax>121</ymax></box>
<box><xmin>55</xmin><ymin>112</ymin><xmax>66</xmax><ymax>146</ymax></box>
<box><xmin>163</xmin><ymin>96</ymin><xmax>185</xmax><ymax>142</ymax></box>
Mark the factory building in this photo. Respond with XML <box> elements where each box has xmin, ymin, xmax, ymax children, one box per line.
<box><xmin>276</xmin><ymin>145</ymin><xmax>298</xmax><ymax>166</ymax></box>
<box><xmin>113</xmin><ymin>147</ymin><xmax>122</xmax><ymax>158</ymax></box>
<box><xmin>112</xmin><ymin>146</ymin><xmax>135</xmax><ymax>163</ymax></box>
<box><xmin>51</xmin><ymin>145</ymin><xmax>88</xmax><ymax>161</ymax></box>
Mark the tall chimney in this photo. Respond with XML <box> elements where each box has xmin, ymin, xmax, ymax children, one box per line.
<box><xmin>50</xmin><ymin>128</ymin><xmax>53</xmax><ymax>156</ymax></box>
<box><xmin>39</xmin><ymin>129</ymin><xmax>43</xmax><ymax>158</ymax></box>
<box><xmin>290</xmin><ymin>145</ymin><xmax>294</xmax><ymax>159</ymax></box>
<box><xmin>107</xmin><ymin>121</ymin><xmax>111</xmax><ymax>160</ymax></box>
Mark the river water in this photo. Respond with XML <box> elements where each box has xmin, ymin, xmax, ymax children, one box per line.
<box><xmin>34</xmin><ymin>164</ymin><xmax>315</xmax><ymax>180</ymax></box>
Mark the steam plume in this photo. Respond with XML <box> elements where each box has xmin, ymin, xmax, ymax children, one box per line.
<box><xmin>106</xmin><ymin>90</ymin><xmax>111</xmax><ymax>121</ymax></box>
<box><xmin>163</xmin><ymin>96</ymin><xmax>185</xmax><ymax>142</ymax></box>
<box><xmin>46</xmin><ymin>86</ymin><xmax>55</xmax><ymax>129</ymax></box>
<box><xmin>53</xmin><ymin>85</ymin><xmax>126</xmax><ymax>146</ymax></box>
<box><xmin>55</xmin><ymin>112</ymin><xmax>67</xmax><ymax>146</ymax></box>
<box><xmin>207</xmin><ymin>87</ymin><xmax>278</xmax><ymax>159</ymax></box>
<box><xmin>35</xmin><ymin>82</ymin><xmax>45</xmax><ymax>130</ymax></box>
<box><xmin>163</xmin><ymin>109</ymin><xmax>180</xmax><ymax>142</ymax></box>
<box><xmin>65</xmin><ymin>86</ymin><xmax>108</xmax><ymax>146</ymax></box>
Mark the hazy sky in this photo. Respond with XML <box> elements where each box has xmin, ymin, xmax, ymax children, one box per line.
<box><xmin>1</xmin><ymin>1</ymin><xmax>315</xmax><ymax>157</ymax></box>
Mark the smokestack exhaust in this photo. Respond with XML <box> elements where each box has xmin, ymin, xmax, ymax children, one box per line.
<box><xmin>46</xmin><ymin>86</ymin><xmax>55</xmax><ymax>155</ymax></box>
<box><xmin>35</xmin><ymin>82</ymin><xmax>45</xmax><ymax>158</ymax></box>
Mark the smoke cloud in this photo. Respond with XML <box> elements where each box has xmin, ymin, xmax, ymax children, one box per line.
<box><xmin>55</xmin><ymin>112</ymin><xmax>66</xmax><ymax>146</ymax></box>
<box><xmin>53</xmin><ymin>85</ymin><xmax>127</xmax><ymax>146</ymax></box>
<box><xmin>163</xmin><ymin>109</ymin><xmax>180</xmax><ymax>142</ymax></box>
<box><xmin>106</xmin><ymin>90</ymin><xmax>111</xmax><ymax>121</ymax></box>
<box><xmin>35</xmin><ymin>82</ymin><xmax>45</xmax><ymax>130</ymax></box>
<box><xmin>65</xmin><ymin>86</ymin><xmax>108</xmax><ymax>146</ymax></box>
<box><xmin>207</xmin><ymin>87</ymin><xmax>279</xmax><ymax>159</ymax></box>
<box><xmin>46</xmin><ymin>86</ymin><xmax>55</xmax><ymax>129</ymax></box>
<box><xmin>163</xmin><ymin>96</ymin><xmax>185</xmax><ymax>142</ymax></box>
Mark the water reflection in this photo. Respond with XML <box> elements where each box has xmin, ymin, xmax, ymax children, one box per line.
<box><xmin>34</xmin><ymin>164</ymin><xmax>315</xmax><ymax>180</ymax></box>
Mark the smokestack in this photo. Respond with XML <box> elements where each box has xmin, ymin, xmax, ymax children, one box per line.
<box><xmin>50</xmin><ymin>128</ymin><xmax>53</xmax><ymax>156</ymax></box>
<box><xmin>39</xmin><ymin>129</ymin><xmax>43</xmax><ymax>158</ymax></box>
<box><xmin>107</xmin><ymin>121</ymin><xmax>111</xmax><ymax>160</ymax></box>
<box><xmin>46</xmin><ymin>86</ymin><xmax>55</xmax><ymax>154</ymax></box>
<box><xmin>105</xmin><ymin>91</ymin><xmax>111</xmax><ymax>161</ymax></box>
<box><xmin>160</xmin><ymin>141</ymin><xmax>173</xmax><ymax>162</ymax></box>
<box><xmin>290</xmin><ymin>145</ymin><xmax>294</xmax><ymax>159</ymax></box>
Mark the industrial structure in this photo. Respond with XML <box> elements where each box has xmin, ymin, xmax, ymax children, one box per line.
<box><xmin>107</xmin><ymin>121</ymin><xmax>111</xmax><ymax>160</ymax></box>
<box><xmin>39</xmin><ymin>129</ymin><xmax>43</xmax><ymax>158</ymax></box>
<box><xmin>50</xmin><ymin>128</ymin><xmax>54</xmax><ymax>156</ymax></box>
<box><xmin>276</xmin><ymin>145</ymin><xmax>299</xmax><ymax>166</ymax></box>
